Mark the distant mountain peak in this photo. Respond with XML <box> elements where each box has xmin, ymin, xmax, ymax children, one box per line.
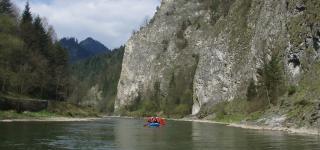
<box><xmin>83</xmin><ymin>37</ymin><xmax>95</xmax><ymax>41</ymax></box>
<box><xmin>59</xmin><ymin>37</ymin><xmax>110</xmax><ymax>63</ymax></box>
<box><xmin>80</xmin><ymin>37</ymin><xmax>103</xmax><ymax>45</ymax></box>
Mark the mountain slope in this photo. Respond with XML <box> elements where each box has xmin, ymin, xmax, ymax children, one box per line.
<box><xmin>115</xmin><ymin>0</ymin><xmax>320</xmax><ymax>127</ymax></box>
<box><xmin>60</xmin><ymin>37</ymin><xmax>110</xmax><ymax>62</ymax></box>
<box><xmin>79</xmin><ymin>37</ymin><xmax>108</xmax><ymax>55</ymax></box>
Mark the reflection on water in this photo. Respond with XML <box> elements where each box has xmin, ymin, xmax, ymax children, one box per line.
<box><xmin>114</xmin><ymin>118</ymin><xmax>193</xmax><ymax>150</ymax></box>
<box><xmin>0</xmin><ymin>118</ymin><xmax>320</xmax><ymax>150</ymax></box>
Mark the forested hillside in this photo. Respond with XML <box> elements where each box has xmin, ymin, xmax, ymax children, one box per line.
<box><xmin>0</xmin><ymin>1</ymin><xmax>69</xmax><ymax>100</ymax></box>
<box><xmin>60</xmin><ymin>37</ymin><xmax>110</xmax><ymax>63</ymax></box>
<box><xmin>69</xmin><ymin>46</ymin><xmax>124</xmax><ymax>112</ymax></box>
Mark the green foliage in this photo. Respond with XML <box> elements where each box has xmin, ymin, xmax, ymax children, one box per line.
<box><xmin>32</xmin><ymin>16</ymin><xmax>50</xmax><ymax>56</ymax></box>
<box><xmin>208</xmin><ymin>99</ymin><xmax>266</xmax><ymax>123</ymax></box>
<box><xmin>0</xmin><ymin>0</ymin><xmax>13</xmax><ymax>15</ymax></box>
<box><xmin>280</xmin><ymin>62</ymin><xmax>320</xmax><ymax>127</ymax></box>
<box><xmin>211</xmin><ymin>101</ymin><xmax>228</xmax><ymax>120</ymax></box>
<box><xmin>162</xmin><ymin>71</ymin><xmax>194</xmax><ymax>117</ymax></box>
<box><xmin>262</xmin><ymin>54</ymin><xmax>285</xmax><ymax>105</ymax></box>
<box><xmin>0</xmin><ymin>33</ymin><xmax>24</xmax><ymax>90</ymax></box>
<box><xmin>241</xmin><ymin>54</ymin><xmax>285</xmax><ymax>116</ymax></box>
<box><xmin>141</xmin><ymin>100</ymin><xmax>158</xmax><ymax>113</ymax></box>
<box><xmin>288</xmin><ymin>85</ymin><xmax>297</xmax><ymax>96</ymax></box>
<box><xmin>0</xmin><ymin>110</ymin><xmax>58</xmax><ymax>119</ymax></box>
<box><xmin>210</xmin><ymin>53</ymin><xmax>287</xmax><ymax>123</ymax></box>
<box><xmin>0</xmin><ymin>102</ymin><xmax>100</xmax><ymax>119</ymax></box>
<box><xmin>20</xmin><ymin>2</ymin><xmax>33</xmax><ymax>47</ymax></box>
<box><xmin>21</xmin><ymin>2</ymin><xmax>32</xmax><ymax>24</ymax></box>
<box><xmin>121</xmin><ymin>53</ymin><xmax>199</xmax><ymax>118</ymax></box>
<box><xmin>0</xmin><ymin>15</ymin><xmax>16</xmax><ymax>33</ymax></box>
<box><xmin>246</xmin><ymin>79</ymin><xmax>257</xmax><ymax>101</ymax></box>
<box><xmin>173</xmin><ymin>104</ymin><xmax>190</xmax><ymax>118</ymax></box>
<box><xmin>0</xmin><ymin>1</ymin><xmax>69</xmax><ymax>100</ymax></box>
<box><xmin>47</xmin><ymin>101</ymin><xmax>99</xmax><ymax>117</ymax></box>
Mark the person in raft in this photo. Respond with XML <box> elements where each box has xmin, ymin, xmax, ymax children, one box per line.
<box><xmin>145</xmin><ymin>117</ymin><xmax>166</xmax><ymax>126</ymax></box>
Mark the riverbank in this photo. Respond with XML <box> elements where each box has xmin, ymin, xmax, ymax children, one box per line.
<box><xmin>0</xmin><ymin>110</ymin><xmax>102</xmax><ymax>122</ymax></box>
<box><xmin>0</xmin><ymin>117</ymin><xmax>100</xmax><ymax>122</ymax></box>
<box><xmin>172</xmin><ymin>118</ymin><xmax>320</xmax><ymax>135</ymax></box>
<box><xmin>228</xmin><ymin>123</ymin><xmax>320</xmax><ymax>135</ymax></box>
<box><xmin>0</xmin><ymin>93</ymin><xmax>102</xmax><ymax>120</ymax></box>
<box><xmin>109</xmin><ymin>116</ymin><xmax>319</xmax><ymax>135</ymax></box>
<box><xmin>3</xmin><ymin>113</ymin><xmax>318</xmax><ymax>135</ymax></box>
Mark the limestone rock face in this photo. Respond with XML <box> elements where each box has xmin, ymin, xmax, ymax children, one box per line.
<box><xmin>115</xmin><ymin>0</ymin><xmax>320</xmax><ymax>115</ymax></box>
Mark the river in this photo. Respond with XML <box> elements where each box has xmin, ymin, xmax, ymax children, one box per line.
<box><xmin>0</xmin><ymin>118</ymin><xmax>320</xmax><ymax>150</ymax></box>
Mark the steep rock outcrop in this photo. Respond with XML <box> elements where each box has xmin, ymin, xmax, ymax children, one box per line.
<box><xmin>115</xmin><ymin>0</ymin><xmax>320</xmax><ymax>117</ymax></box>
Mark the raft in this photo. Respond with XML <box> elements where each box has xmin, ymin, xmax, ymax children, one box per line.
<box><xmin>147</xmin><ymin>123</ymin><xmax>161</xmax><ymax>127</ymax></box>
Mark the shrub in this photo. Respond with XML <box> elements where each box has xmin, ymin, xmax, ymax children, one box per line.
<box><xmin>174</xmin><ymin>104</ymin><xmax>190</xmax><ymax>116</ymax></box>
<box><xmin>288</xmin><ymin>85</ymin><xmax>297</xmax><ymax>96</ymax></box>
<box><xmin>141</xmin><ymin>100</ymin><xmax>158</xmax><ymax>113</ymax></box>
<box><xmin>246</xmin><ymin>79</ymin><xmax>257</xmax><ymax>101</ymax></box>
<box><xmin>211</xmin><ymin>101</ymin><xmax>228</xmax><ymax>119</ymax></box>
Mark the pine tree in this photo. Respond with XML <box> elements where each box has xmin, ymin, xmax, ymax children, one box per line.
<box><xmin>20</xmin><ymin>2</ymin><xmax>34</xmax><ymax>49</ymax></box>
<box><xmin>15</xmin><ymin>2</ymin><xmax>35</xmax><ymax>95</ymax></box>
<box><xmin>263</xmin><ymin>54</ymin><xmax>284</xmax><ymax>105</ymax></box>
<box><xmin>0</xmin><ymin>0</ymin><xmax>13</xmax><ymax>15</ymax></box>
<box><xmin>21</xmin><ymin>2</ymin><xmax>32</xmax><ymax>24</ymax></box>
<box><xmin>33</xmin><ymin>16</ymin><xmax>50</xmax><ymax>56</ymax></box>
<box><xmin>52</xmin><ymin>43</ymin><xmax>69</xmax><ymax>100</ymax></box>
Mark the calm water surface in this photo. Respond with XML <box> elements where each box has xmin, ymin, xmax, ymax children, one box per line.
<box><xmin>0</xmin><ymin>118</ymin><xmax>320</xmax><ymax>150</ymax></box>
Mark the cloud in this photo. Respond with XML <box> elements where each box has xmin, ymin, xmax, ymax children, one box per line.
<box><xmin>12</xmin><ymin>0</ymin><xmax>161</xmax><ymax>48</ymax></box>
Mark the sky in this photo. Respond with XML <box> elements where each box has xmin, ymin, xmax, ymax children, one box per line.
<box><xmin>12</xmin><ymin>0</ymin><xmax>161</xmax><ymax>49</ymax></box>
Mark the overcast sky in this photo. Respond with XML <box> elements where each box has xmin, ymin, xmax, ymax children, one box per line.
<box><xmin>12</xmin><ymin>0</ymin><xmax>161</xmax><ymax>49</ymax></box>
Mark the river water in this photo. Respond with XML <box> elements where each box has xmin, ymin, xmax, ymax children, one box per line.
<box><xmin>0</xmin><ymin>118</ymin><xmax>320</xmax><ymax>150</ymax></box>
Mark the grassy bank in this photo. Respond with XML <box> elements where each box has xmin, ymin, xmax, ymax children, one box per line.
<box><xmin>47</xmin><ymin>101</ymin><xmax>101</xmax><ymax>118</ymax></box>
<box><xmin>0</xmin><ymin>101</ymin><xmax>101</xmax><ymax>120</ymax></box>
<box><xmin>0</xmin><ymin>110</ymin><xmax>58</xmax><ymax>120</ymax></box>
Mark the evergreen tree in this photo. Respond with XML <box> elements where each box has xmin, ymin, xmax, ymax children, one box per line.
<box><xmin>0</xmin><ymin>11</ymin><xmax>17</xmax><ymax>34</ymax></box>
<box><xmin>52</xmin><ymin>43</ymin><xmax>69</xmax><ymax>100</ymax></box>
<box><xmin>21</xmin><ymin>2</ymin><xmax>32</xmax><ymax>24</ymax></box>
<box><xmin>33</xmin><ymin>16</ymin><xmax>50</xmax><ymax>56</ymax></box>
<box><xmin>0</xmin><ymin>0</ymin><xmax>13</xmax><ymax>15</ymax></box>
<box><xmin>20</xmin><ymin>2</ymin><xmax>34</xmax><ymax>47</ymax></box>
<box><xmin>263</xmin><ymin>54</ymin><xmax>284</xmax><ymax>105</ymax></box>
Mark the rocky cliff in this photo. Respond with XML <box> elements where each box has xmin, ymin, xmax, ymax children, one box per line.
<box><xmin>115</xmin><ymin>0</ymin><xmax>320</xmax><ymax>124</ymax></box>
